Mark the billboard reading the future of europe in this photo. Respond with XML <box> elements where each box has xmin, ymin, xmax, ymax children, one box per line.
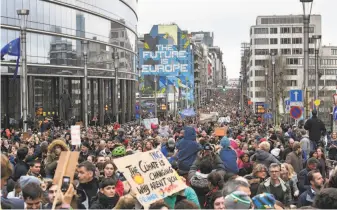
<box><xmin>139</xmin><ymin>24</ymin><xmax>194</xmax><ymax>103</ymax></box>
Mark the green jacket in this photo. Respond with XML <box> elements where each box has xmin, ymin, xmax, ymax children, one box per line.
<box><xmin>257</xmin><ymin>177</ymin><xmax>292</xmax><ymax>206</ymax></box>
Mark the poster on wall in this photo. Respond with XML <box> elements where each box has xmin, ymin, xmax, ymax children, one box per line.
<box><xmin>139</xmin><ymin>24</ymin><xmax>194</xmax><ymax>103</ymax></box>
<box><xmin>113</xmin><ymin>150</ymin><xmax>187</xmax><ymax>206</ymax></box>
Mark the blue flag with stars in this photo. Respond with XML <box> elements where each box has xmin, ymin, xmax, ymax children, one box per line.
<box><xmin>1</xmin><ymin>38</ymin><xmax>20</xmax><ymax>80</ymax></box>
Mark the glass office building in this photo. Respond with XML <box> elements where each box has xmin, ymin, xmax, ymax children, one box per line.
<box><xmin>1</xmin><ymin>0</ymin><xmax>138</xmax><ymax>126</ymax></box>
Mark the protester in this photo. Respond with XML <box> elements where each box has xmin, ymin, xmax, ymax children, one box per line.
<box><xmin>298</xmin><ymin>170</ymin><xmax>323</xmax><ymax>208</ymax></box>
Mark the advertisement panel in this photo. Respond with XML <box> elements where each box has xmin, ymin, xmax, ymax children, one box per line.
<box><xmin>139</xmin><ymin>24</ymin><xmax>194</xmax><ymax>103</ymax></box>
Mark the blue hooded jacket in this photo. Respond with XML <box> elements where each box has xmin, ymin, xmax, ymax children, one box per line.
<box><xmin>219</xmin><ymin>148</ymin><xmax>239</xmax><ymax>174</ymax></box>
<box><xmin>176</xmin><ymin>127</ymin><xmax>202</xmax><ymax>172</ymax></box>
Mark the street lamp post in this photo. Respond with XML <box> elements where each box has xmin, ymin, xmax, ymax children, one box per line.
<box><xmin>82</xmin><ymin>40</ymin><xmax>89</xmax><ymax>129</ymax></box>
<box><xmin>113</xmin><ymin>48</ymin><xmax>119</xmax><ymax>123</ymax></box>
<box><xmin>137</xmin><ymin>67</ymin><xmax>142</xmax><ymax>125</ymax></box>
<box><xmin>300</xmin><ymin>0</ymin><xmax>313</xmax><ymax>119</ymax></box>
<box><xmin>312</xmin><ymin>35</ymin><xmax>322</xmax><ymax>109</ymax></box>
<box><xmin>271</xmin><ymin>53</ymin><xmax>276</xmax><ymax>125</ymax></box>
<box><xmin>265</xmin><ymin>66</ymin><xmax>269</xmax><ymax>128</ymax></box>
<box><xmin>17</xmin><ymin>9</ymin><xmax>29</xmax><ymax>132</ymax></box>
<box><xmin>154</xmin><ymin>76</ymin><xmax>157</xmax><ymax>118</ymax></box>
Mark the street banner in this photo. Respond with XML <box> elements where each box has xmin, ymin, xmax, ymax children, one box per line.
<box><xmin>143</xmin><ymin>118</ymin><xmax>159</xmax><ymax>130</ymax></box>
<box><xmin>200</xmin><ymin>113</ymin><xmax>217</xmax><ymax>123</ymax></box>
<box><xmin>71</xmin><ymin>125</ymin><xmax>81</xmax><ymax>145</ymax></box>
<box><xmin>113</xmin><ymin>150</ymin><xmax>187</xmax><ymax>206</ymax></box>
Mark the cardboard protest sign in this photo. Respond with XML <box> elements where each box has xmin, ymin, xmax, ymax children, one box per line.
<box><xmin>113</xmin><ymin>150</ymin><xmax>187</xmax><ymax>206</ymax></box>
<box><xmin>214</xmin><ymin>127</ymin><xmax>228</xmax><ymax>137</ymax></box>
<box><xmin>71</xmin><ymin>125</ymin><xmax>81</xmax><ymax>145</ymax></box>
<box><xmin>23</xmin><ymin>132</ymin><xmax>29</xmax><ymax>141</ymax></box>
<box><xmin>52</xmin><ymin>151</ymin><xmax>79</xmax><ymax>185</ymax></box>
<box><xmin>143</xmin><ymin>118</ymin><xmax>159</xmax><ymax>130</ymax></box>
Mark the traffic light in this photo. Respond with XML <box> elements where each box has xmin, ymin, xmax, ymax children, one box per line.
<box><xmin>105</xmin><ymin>105</ymin><xmax>108</xmax><ymax>111</ymax></box>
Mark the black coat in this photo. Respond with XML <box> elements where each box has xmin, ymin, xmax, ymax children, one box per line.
<box><xmin>304</xmin><ymin>116</ymin><xmax>326</xmax><ymax>142</ymax></box>
<box><xmin>90</xmin><ymin>193</ymin><xmax>119</xmax><ymax>209</ymax></box>
<box><xmin>13</xmin><ymin>160</ymin><xmax>29</xmax><ymax>181</ymax></box>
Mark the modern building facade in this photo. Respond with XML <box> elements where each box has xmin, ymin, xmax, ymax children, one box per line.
<box><xmin>247</xmin><ymin>15</ymin><xmax>321</xmax><ymax>110</ymax></box>
<box><xmin>315</xmin><ymin>45</ymin><xmax>337</xmax><ymax>130</ymax></box>
<box><xmin>1</xmin><ymin>0</ymin><xmax>138</xmax><ymax>126</ymax></box>
<box><xmin>190</xmin><ymin>31</ymin><xmax>214</xmax><ymax>47</ymax></box>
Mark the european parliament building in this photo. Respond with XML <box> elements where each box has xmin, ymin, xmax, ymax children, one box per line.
<box><xmin>1</xmin><ymin>0</ymin><xmax>138</xmax><ymax>126</ymax></box>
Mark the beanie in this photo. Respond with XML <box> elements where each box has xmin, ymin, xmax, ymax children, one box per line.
<box><xmin>252</xmin><ymin>193</ymin><xmax>276</xmax><ymax>209</ymax></box>
<box><xmin>220</xmin><ymin>136</ymin><xmax>230</xmax><ymax>148</ymax></box>
<box><xmin>19</xmin><ymin>176</ymin><xmax>41</xmax><ymax>189</ymax></box>
<box><xmin>224</xmin><ymin>191</ymin><xmax>251</xmax><ymax>209</ymax></box>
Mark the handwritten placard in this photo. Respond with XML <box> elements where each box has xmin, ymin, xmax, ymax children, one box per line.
<box><xmin>70</xmin><ymin>125</ymin><xmax>81</xmax><ymax>145</ymax></box>
<box><xmin>143</xmin><ymin>118</ymin><xmax>159</xmax><ymax>130</ymax></box>
<box><xmin>113</xmin><ymin>149</ymin><xmax>186</xmax><ymax>206</ymax></box>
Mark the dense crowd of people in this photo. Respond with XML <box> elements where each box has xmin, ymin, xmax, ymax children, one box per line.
<box><xmin>1</xmin><ymin>90</ymin><xmax>337</xmax><ymax>209</ymax></box>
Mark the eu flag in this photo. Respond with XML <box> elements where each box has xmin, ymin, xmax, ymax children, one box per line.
<box><xmin>1</xmin><ymin>38</ymin><xmax>20</xmax><ymax>79</ymax></box>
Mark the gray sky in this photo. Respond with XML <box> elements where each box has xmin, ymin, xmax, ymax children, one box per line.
<box><xmin>138</xmin><ymin>0</ymin><xmax>337</xmax><ymax>79</ymax></box>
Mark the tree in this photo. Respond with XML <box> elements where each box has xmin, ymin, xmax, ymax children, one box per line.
<box><xmin>265</xmin><ymin>55</ymin><xmax>287</xmax><ymax>125</ymax></box>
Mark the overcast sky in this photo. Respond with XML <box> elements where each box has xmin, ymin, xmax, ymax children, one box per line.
<box><xmin>138</xmin><ymin>0</ymin><xmax>337</xmax><ymax>79</ymax></box>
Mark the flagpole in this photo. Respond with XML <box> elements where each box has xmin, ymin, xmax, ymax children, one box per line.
<box><xmin>17</xmin><ymin>9</ymin><xmax>29</xmax><ymax>132</ymax></box>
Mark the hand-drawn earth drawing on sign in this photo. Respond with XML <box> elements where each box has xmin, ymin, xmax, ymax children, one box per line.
<box><xmin>113</xmin><ymin>149</ymin><xmax>187</xmax><ymax>206</ymax></box>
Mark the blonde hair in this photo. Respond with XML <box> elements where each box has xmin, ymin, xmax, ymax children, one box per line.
<box><xmin>1</xmin><ymin>154</ymin><xmax>13</xmax><ymax>178</ymax></box>
<box><xmin>114</xmin><ymin>193</ymin><xmax>138</xmax><ymax>209</ymax></box>
<box><xmin>259</xmin><ymin>141</ymin><xmax>270</xmax><ymax>152</ymax></box>
<box><xmin>282</xmin><ymin>163</ymin><xmax>296</xmax><ymax>179</ymax></box>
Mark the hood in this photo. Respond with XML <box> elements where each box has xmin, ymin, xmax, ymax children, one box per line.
<box><xmin>255</xmin><ymin>149</ymin><xmax>271</xmax><ymax>160</ymax></box>
<box><xmin>48</xmin><ymin>139</ymin><xmax>69</xmax><ymax>152</ymax></box>
<box><xmin>183</xmin><ymin>126</ymin><xmax>196</xmax><ymax>141</ymax></box>
<box><xmin>190</xmin><ymin>172</ymin><xmax>209</xmax><ymax>188</ymax></box>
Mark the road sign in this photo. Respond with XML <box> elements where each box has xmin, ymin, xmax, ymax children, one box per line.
<box><xmin>135</xmin><ymin>114</ymin><xmax>140</xmax><ymax>119</ymax></box>
<box><xmin>290</xmin><ymin>106</ymin><xmax>302</xmax><ymax>119</ymax></box>
<box><xmin>290</xmin><ymin>90</ymin><xmax>303</xmax><ymax>106</ymax></box>
<box><xmin>264</xmin><ymin>113</ymin><xmax>272</xmax><ymax>119</ymax></box>
<box><xmin>314</xmin><ymin>99</ymin><xmax>321</xmax><ymax>107</ymax></box>
<box><xmin>333</xmin><ymin>106</ymin><xmax>337</xmax><ymax>121</ymax></box>
<box><xmin>285</xmin><ymin>100</ymin><xmax>290</xmax><ymax>106</ymax></box>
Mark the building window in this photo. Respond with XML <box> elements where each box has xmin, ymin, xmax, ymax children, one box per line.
<box><xmin>255</xmin><ymin>70</ymin><xmax>265</xmax><ymax>76</ymax></box>
<box><xmin>255</xmin><ymin>49</ymin><xmax>269</xmax><ymax>55</ymax></box>
<box><xmin>255</xmin><ymin>59</ymin><xmax>268</xmax><ymax>66</ymax></box>
<box><xmin>250</xmin><ymin>81</ymin><xmax>253</xmax><ymax>87</ymax></box>
<box><xmin>325</xmin><ymin>69</ymin><xmax>337</xmax><ymax>75</ymax></box>
<box><xmin>270</xmin><ymin>38</ymin><xmax>278</xmax><ymax>45</ymax></box>
<box><xmin>255</xmin><ymin>91</ymin><xmax>266</xmax><ymax>97</ymax></box>
<box><xmin>285</xmin><ymin>69</ymin><xmax>297</xmax><ymax>75</ymax></box>
<box><xmin>326</xmin><ymin>80</ymin><xmax>336</xmax><ymax>86</ymax></box>
<box><xmin>292</xmin><ymin>38</ymin><xmax>302</xmax><ymax>44</ymax></box>
<box><xmin>292</xmin><ymin>48</ymin><xmax>303</xmax><ymax>55</ymax></box>
<box><xmin>285</xmin><ymin>80</ymin><xmax>298</xmax><ymax>86</ymax></box>
<box><xmin>111</xmin><ymin>32</ymin><xmax>119</xmax><ymax>38</ymax></box>
<box><xmin>308</xmin><ymin>38</ymin><xmax>315</xmax><ymax>44</ymax></box>
<box><xmin>309</xmin><ymin>80</ymin><xmax>324</xmax><ymax>86</ymax></box>
<box><xmin>281</xmin><ymin>38</ymin><xmax>291</xmax><ymax>44</ymax></box>
<box><xmin>254</xmin><ymin>38</ymin><xmax>269</xmax><ymax>45</ymax></box>
<box><xmin>321</xmin><ymin>59</ymin><xmax>337</xmax><ymax>66</ymax></box>
<box><xmin>254</xmin><ymin>28</ymin><xmax>269</xmax><ymax>34</ymax></box>
<box><xmin>286</xmin><ymin>58</ymin><xmax>302</xmax><ymax>65</ymax></box>
<box><xmin>270</xmin><ymin>28</ymin><xmax>278</xmax><ymax>34</ymax></box>
<box><xmin>309</xmin><ymin>27</ymin><xmax>315</xmax><ymax>33</ymax></box>
<box><xmin>281</xmin><ymin>27</ymin><xmax>291</xmax><ymax>33</ymax></box>
<box><xmin>332</xmin><ymin>49</ymin><xmax>337</xmax><ymax>55</ymax></box>
<box><xmin>292</xmin><ymin>27</ymin><xmax>302</xmax><ymax>33</ymax></box>
<box><xmin>255</xmin><ymin>81</ymin><xmax>265</xmax><ymax>87</ymax></box>
<box><xmin>270</xmin><ymin>49</ymin><xmax>278</xmax><ymax>55</ymax></box>
<box><xmin>281</xmin><ymin>48</ymin><xmax>291</xmax><ymax>55</ymax></box>
<box><xmin>309</xmin><ymin>48</ymin><xmax>314</xmax><ymax>54</ymax></box>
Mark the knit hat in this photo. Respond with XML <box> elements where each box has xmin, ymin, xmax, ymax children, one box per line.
<box><xmin>224</xmin><ymin>191</ymin><xmax>251</xmax><ymax>209</ymax></box>
<box><xmin>167</xmin><ymin>138</ymin><xmax>175</xmax><ymax>148</ymax></box>
<box><xmin>19</xmin><ymin>176</ymin><xmax>41</xmax><ymax>189</ymax></box>
<box><xmin>252</xmin><ymin>193</ymin><xmax>276</xmax><ymax>209</ymax></box>
<box><xmin>82</xmin><ymin>141</ymin><xmax>90</xmax><ymax>149</ymax></box>
<box><xmin>220</xmin><ymin>136</ymin><xmax>230</xmax><ymax>148</ymax></box>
